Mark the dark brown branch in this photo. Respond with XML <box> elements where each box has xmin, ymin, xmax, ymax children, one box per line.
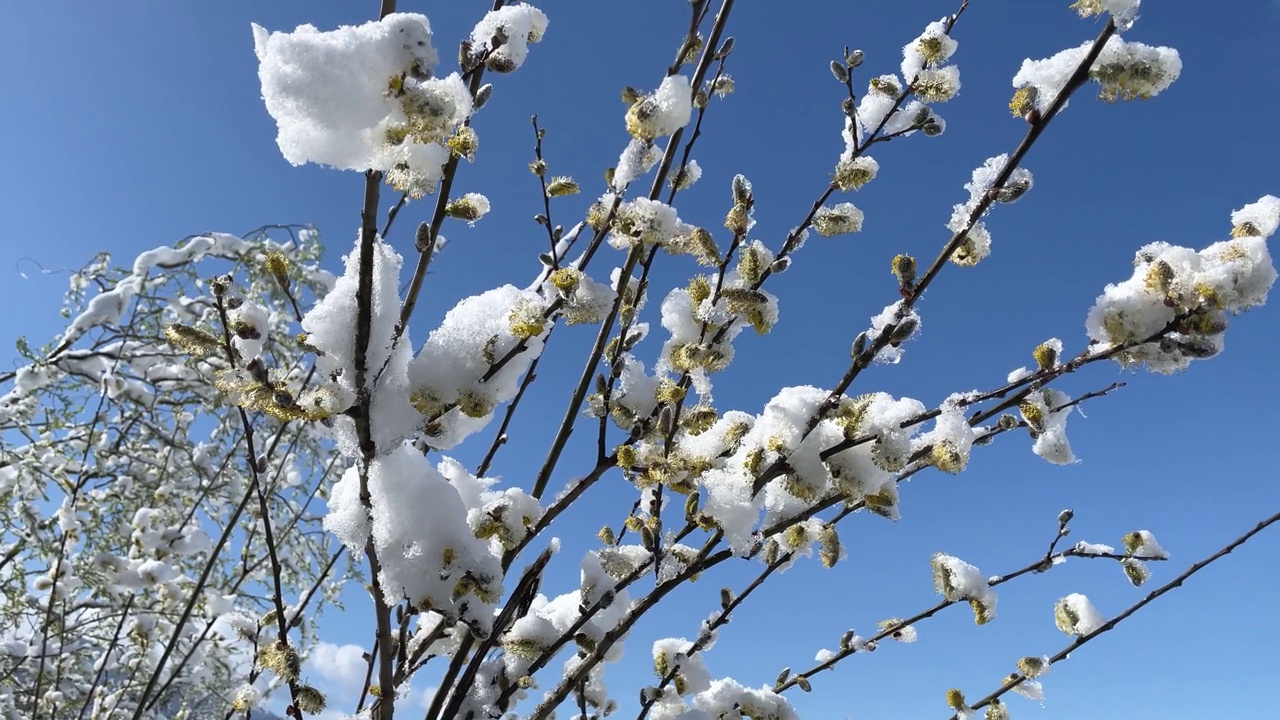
<box><xmin>476</xmin><ymin>324</ymin><xmax>554</xmax><ymax>478</ymax></box>
<box><xmin>950</xmin><ymin>505</ymin><xmax>1280</xmax><ymax>719</ymax></box>
<box><xmin>750</xmin><ymin>19</ymin><xmax>1119</xmax><ymax>496</ymax></box>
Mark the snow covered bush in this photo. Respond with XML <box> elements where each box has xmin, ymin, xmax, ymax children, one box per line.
<box><xmin>2</xmin><ymin>1</ymin><xmax>1277</xmax><ymax>719</ymax></box>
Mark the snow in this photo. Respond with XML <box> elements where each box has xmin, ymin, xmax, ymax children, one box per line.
<box><xmin>672</xmin><ymin>159</ymin><xmax>703</xmax><ymax>189</ymax></box>
<box><xmin>1026</xmin><ymin>388</ymin><xmax>1077</xmax><ymax>465</ymax></box>
<box><xmin>470</xmin><ymin>4</ymin><xmax>549</xmax><ymax>73</ymax></box>
<box><xmin>612</xmin><ymin>198</ymin><xmax>684</xmax><ymax>250</ymax></box>
<box><xmin>254</xmin><ymin>14</ymin><xmax>474</xmax><ymax>195</ymax></box>
<box><xmin>915</xmin><ymin>66</ymin><xmax>961</xmax><ymax>103</ymax></box>
<box><xmin>367</xmin><ymin>442</ymin><xmax>503</xmax><ymax>633</ymax></box>
<box><xmin>1012</xmin><ymin>679</ymin><xmax>1045</xmax><ymax>701</ymax></box>
<box><xmin>819</xmin><ymin>392</ymin><xmax>911</xmax><ymax>504</ymax></box>
<box><xmin>232</xmin><ymin>684</ymin><xmax>262</xmax><ymax>711</ymax></box>
<box><xmin>652</xmin><ymin>638</ymin><xmax>712</xmax><ymax>695</ymax></box>
<box><xmin>932</xmin><ymin>553</ymin><xmax>997</xmax><ymax>621</ymax></box>
<box><xmin>1105</xmin><ymin>0</ymin><xmax>1142</xmax><ymax>30</ymax></box>
<box><xmin>1073</xmin><ymin>541</ymin><xmax>1116</xmax><ymax>556</ymax></box>
<box><xmin>1084</xmin><ymin>213</ymin><xmax>1276</xmax><ymax>374</ymax></box>
<box><xmin>946</xmin><ymin>154</ymin><xmax>1032</xmax><ymax>262</ymax></box>
<box><xmin>58</xmin><ymin>275</ymin><xmax>144</xmax><ymax>351</ymax></box>
<box><xmin>130</xmin><ymin>233</ymin><xmax>251</xmax><ymax>277</ymax></box>
<box><xmin>901</xmin><ymin>20</ymin><xmax>958</xmax><ymax>82</ymax></box>
<box><xmin>1013</xmin><ymin>36</ymin><xmax>1180</xmax><ymax>115</ymax></box>
<box><xmin>1055</xmin><ymin>593</ymin><xmax>1105</xmax><ymax>636</ymax></box>
<box><xmin>691</xmin><ymin>679</ymin><xmax>798</xmax><ymax>720</ymax></box>
<box><xmin>449</xmin><ymin>192</ymin><xmax>491</xmax><ymax>224</ymax></box>
<box><xmin>1231</xmin><ymin>195</ymin><xmax>1280</xmax><ymax>238</ymax></box>
<box><xmin>407</xmin><ymin>284</ymin><xmax>551</xmax><ymax>450</ymax></box>
<box><xmin>656</xmin><ymin>282</ymin><xmax>747</xmax><ymax>399</ymax></box>
<box><xmin>625</xmin><ymin>75</ymin><xmax>694</xmax><ymax>140</ymax></box>
<box><xmin>834</xmin><ymin>154</ymin><xmax>879</xmax><ymax>190</ymax></box>
<box><xmin>1074</xmin><ymin>0</ymin><xmax>1142</xmax><ymax>31</ymax></box>
<box><xmin>813</xmin><ymin>203</ymin><xmax>865</xmax><ymax>237</ymax></box>
<box><xmin>854</xmin><ymin>75</ymin><xmax>903</xmax><ymax>143</ymax></box>
<box><xmin>437</xmin><ymin>457</ymin><xmax>543</xmax><ymax>555</ymax></box>
<box><xmin>699</xmin><ymin>467</ymin><xmax>763</xmax><ymax>557</ymax></box>
<box><xmin>226</xmin><ymin>296</ymin><xmax>268</xmax><ymax>362</ymax></box>
<box><xmin>915</xmin><ymin>400</ymin><xmax>976</xmax><ymax>474</ymax></box>
<box><xmin>867</xmin><ymin>301</ymin><xmax>921</xmax><ymax>364</ymax></box>
<box><xmin>863</xmin><ymin>393</ymin><xmax>927</xmax><ymax>469</ymax></box>
<box><xmin>750</xmin><ymin>387</ymin><xmax>834</xmax><ymax>504</ymax></box>
<box><xmin>615</xmin><ymin>139</ymin><xmax>664</xmax><ymax>188</ymax></box>
<box><xmin>503</xmin><ymin>554</ymin><xmax>631</xmax><ymax>683</ymax></box>
<box><xmin>557</xmin><ymin>272</ymin><xmax>616</xmax><ymax>325</ymax></box>
<box><xmin>613</xmin><ymin>354</ymin><xmax>661</xmax><ymax>419</ymax></box>
<box><xmin>300</xmin><ymin>235</ymin><xmax>418</xmax><ymax>457</ymax></box>
<box><xmin>323</xmin><ymin>465</ymin><xmax>372</xmax><ymax>554</ymax></box>
<box><xmin>1123</xmin><ymin>529</ymin><xmax>1168</xmax><ymax>559</ymax></box>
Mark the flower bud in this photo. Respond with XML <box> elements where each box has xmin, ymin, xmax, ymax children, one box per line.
<box><xmin>888</xmin><ymin>316</ymin><xmax>919</xmax><ymax>344</ymax></box>
<box><xmin>850</xmin><ymin>331</ymin><xmax>869</xmax><ymax>359</ymax></box>
<box><xmin>830</xmin><ymin>60</ymin><xmax>850</xmax><ymax>84</ymax></box>
<box><xmin>415</xmin><ymin>222</ymin><xmax>433</xmax><ymax>253</ymax></box>
<box><xmin>891</xmin><ymin>254</ymin><xmax>917</xmax><ymax>289</ymax></box>
<box><xmin>474</xmin><ymin>83</ymin><xmax>493</xmax><ymax>111</ymax></box>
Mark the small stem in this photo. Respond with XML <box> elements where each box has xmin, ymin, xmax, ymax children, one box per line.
<box><xmin>951</xmin><ymin>505</ymin><xmax>1280</xmax><ymax>719</ymax></box>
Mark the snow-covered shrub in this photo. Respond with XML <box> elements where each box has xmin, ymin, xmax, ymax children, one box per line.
<box><xmin>2</xmin><ymin>2</ymin><xmax>1276</xmax><ymax>719</ymax></box>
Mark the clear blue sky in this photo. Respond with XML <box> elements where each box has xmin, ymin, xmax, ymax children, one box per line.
<box><xmin>2</xmin><ymin>1</ymin><xmax>1278</xmax><ymax>718</ymax></box>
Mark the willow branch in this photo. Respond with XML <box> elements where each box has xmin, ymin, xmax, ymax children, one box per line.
<box><xmin>950</xmin><ymin>505</ymin><xmax>1280</xmax><ymax>719</ymax></box>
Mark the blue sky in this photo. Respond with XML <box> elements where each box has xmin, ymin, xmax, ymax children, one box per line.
<box><xmin>2</xmin><ymin>1</ymin><xmax>1279</xmax><ymax>719</ymax></box>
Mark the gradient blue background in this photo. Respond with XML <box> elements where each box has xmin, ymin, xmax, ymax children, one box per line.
<box><xmin>2</xmin><ymin>1</ymin><xmax>1278</xmax><ymax>718</ymax></box>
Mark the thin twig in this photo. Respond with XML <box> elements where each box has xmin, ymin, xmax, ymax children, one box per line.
<box><xmin>475</xmin><ymin>324</ymin><xmax>555</xmax><ymax>477</ymax></box>
<box><xmin>950</xmin><ymin>505</ymin><xmax>1280</xmax><ymax>719</ymax></box>
<box><xmin>751</xmin><ymin>18</ymin><xmax>1119</xmax><ymax>496</ymax></box>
